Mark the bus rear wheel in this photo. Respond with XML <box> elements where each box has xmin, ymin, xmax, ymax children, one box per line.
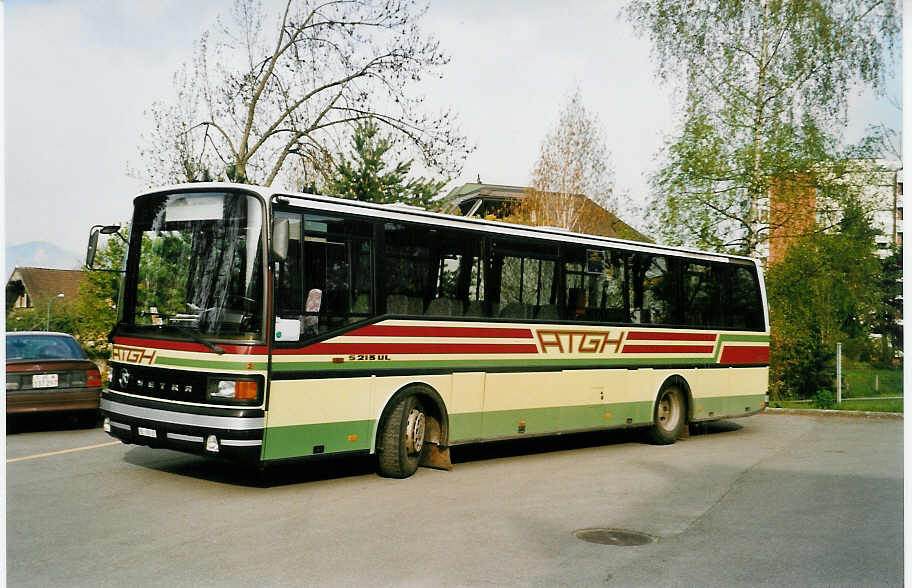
<box><xmin>647</xmin><ymin>385</ymin><xmax>685</xmax><ymax>445</ymax></box>
<box><xmin>378</xmin><ymin>395</ymin><xmax>427</xmax><ymax>478</ymax></box>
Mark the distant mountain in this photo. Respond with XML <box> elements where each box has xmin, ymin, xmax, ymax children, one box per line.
<box><xmin>6</xmin><ymin>242</ymin><xmax>82</xmax><ymax>279</ymax></box>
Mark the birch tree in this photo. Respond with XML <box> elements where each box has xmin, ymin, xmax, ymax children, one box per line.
<box><xmin>626</xmin><ymin>0</ymin><xmax>900</xmax><ymax>256</ymax></box>
<box><xmin>511</xmin><ymin>90</ymin><xmax>617</xmax><ymax>233</ymax></box>
<box><xmin>139</xmin><ymin>0</ymin><xmax>468</xmax><ymax>187</ymax></box>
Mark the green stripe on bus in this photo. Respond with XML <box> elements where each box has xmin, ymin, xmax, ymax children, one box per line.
<box><xmin>692</xmin><ymin>394</ymin><xmax>766</xmax><ymax>419</ymax></box>
<box><xmin>262</xmin><ymin>419</ymin><xmax>374</xmax><ymax>460</ymax></box>
<box><xmin>155</xmin><ymin>357</ymin><xmax>269</xmax><ymax>371</ymax></box>
<box><xmin>261</xmin><ymin>394</ymin><xmax>766</xmax><ymax>461</ymax></box>
<box><xmin>719</xmin><ymin>334</ymin><xmax>770</xmax><ymax>343</ymax></box>
<box><xmin>451</xmin><ymin>401</ymin><xmax>655</xmax><ymax>441</ymax></box>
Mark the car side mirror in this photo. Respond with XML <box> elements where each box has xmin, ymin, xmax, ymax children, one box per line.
<box><xmin>272</xmin><ymin>218</ymin><xmax>289</xmax><ymax>262</ymax></box>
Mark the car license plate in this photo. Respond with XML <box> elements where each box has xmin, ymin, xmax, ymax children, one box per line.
<box><xmin>32</xmin><ymin>374</ymin><xmax>58</xmax><ymax>388</ymax></box>
<box><xmin>138</xmin><ymin>427</ymin><xmax>157</xmax><ymax>438</ymax></box>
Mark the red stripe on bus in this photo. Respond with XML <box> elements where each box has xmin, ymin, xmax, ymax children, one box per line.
<box><xmin>113</xmin><ymin>337</ymin><xmax>267</xmax><ymax>355</ymax></box>
<box><xmin>719</xmin><ymin>346</ymin><xmax>770</xmax><ymax>364</ymax></box>
<box><xmin>347</xmin><ymin>325</ymin><xmax>534</xmax><ymax>339</ymax></box>
<box><xmin>624</xmin><ymin>332</ymin><xmax>718</xmax><ymax>342</ymax></box>
<box><xmin>622</xmin><ymin>345</ymin><xmax>716</xmax><ymax>354</ymax></box>
<box><xmin>275</xmin><ymin>343</ymin><xmax>540</xmax><ymax>355</ymax></box>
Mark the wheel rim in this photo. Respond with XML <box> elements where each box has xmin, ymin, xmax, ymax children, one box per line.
<box><xmin>405</xmin><ymin>408</ymin><xmax>425</xmax><ymax>454</ymax></box>
<box><xmin>657</xmin><ymin>388</ymin><xmax>681</xmax><ymax>432</ymax></box>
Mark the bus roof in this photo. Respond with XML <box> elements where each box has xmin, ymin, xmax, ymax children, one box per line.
<box><xmin>136</xmin><ymin>182</ymin><xmax>759</xmax><ymax>267</ymax></box>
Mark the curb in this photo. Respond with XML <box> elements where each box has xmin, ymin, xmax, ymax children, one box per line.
<box><xmin>761</xmin><ymin>407</ymin><xmax>903</xmax><ymax>420</ymax></box>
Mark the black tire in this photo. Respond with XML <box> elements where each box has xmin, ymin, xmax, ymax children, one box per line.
<box><xmin>646</xmin><ymin>385</ymin><xmax>685</xmax><ymax>445</ymax></box>
<box><xmin>83</xmin><ymin>410</ymin><xmax>100</xmax><ymax>428</ymax></box>
<box><xmin>377</xmin><ymin>395</ymin><xmax>427</xmax><ymax>478</ymax></box>
<box><xmin>73</xmin><ymin>410</ymin><xmax>99</xmax><ymax>429</ymax></box>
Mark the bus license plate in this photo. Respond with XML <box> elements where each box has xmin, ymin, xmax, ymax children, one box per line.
<box><xmin>32</xmin><ymin>374</ymin><xmax>58</xmax><ymax>388</ymax></box>
<box><xmin>138</xmin><ymin>427</ymin><xmax>157</xmax><ymax>438</ymax></box>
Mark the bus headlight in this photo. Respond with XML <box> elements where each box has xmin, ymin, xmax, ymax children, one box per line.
<box><xmin>206</xmin><ymin>378</ymin><xmax>260</xmax><ymax>403</ymax></box>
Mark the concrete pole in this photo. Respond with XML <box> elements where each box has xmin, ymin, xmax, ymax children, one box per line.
<box><xmin>836</xmin><ymin>342</ymin><xmax>842</xmax><ymax>404</ymax></box>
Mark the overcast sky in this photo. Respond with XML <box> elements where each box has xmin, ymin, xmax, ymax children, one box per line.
<box><xmin>4</xmin><ymin>0</ymin><xmax>903</xmax><ymax>258</ymax></box>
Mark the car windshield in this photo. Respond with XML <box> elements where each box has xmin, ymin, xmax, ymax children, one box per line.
<box><xmin>6</xmin><ymin>335</ymin><xmax>87</xmax><ymax>361</ymax></box>
<box><xmin>123</xmin><ymin>191</ymin><xmax>265</xmax><ymax>340</ymax></box>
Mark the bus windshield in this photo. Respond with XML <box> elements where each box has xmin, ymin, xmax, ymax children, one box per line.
<box><xmin>123</xmin><ymin>191</ymin><xmax>265</xmax><ymax>340</ymax></box>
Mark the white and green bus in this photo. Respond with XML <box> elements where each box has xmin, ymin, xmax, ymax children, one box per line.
<box><xmin>89</xmin><ymin>183</ymin><xmax>769</xmax><ymax>478</ymax></box>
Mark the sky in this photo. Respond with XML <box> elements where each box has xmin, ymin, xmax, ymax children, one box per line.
<box><xmin>3</xmin><ymin>0</ymin><xmax>903</xmax><ymax>259</ymax></box>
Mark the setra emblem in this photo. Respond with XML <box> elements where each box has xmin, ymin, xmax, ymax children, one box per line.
<box><xmin>118</xmin><ymin>368</ymin><xmax>132</xmax><ymax>389</ymax></box>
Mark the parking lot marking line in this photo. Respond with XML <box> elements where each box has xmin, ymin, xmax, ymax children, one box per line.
<box><xmin>7</xmin><ymin>441</ymin><xmax>121</xmax><ymax>463</ymax></box>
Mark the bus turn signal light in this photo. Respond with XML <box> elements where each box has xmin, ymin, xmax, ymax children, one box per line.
<box><xmin>236</xmin><ymin>381</ymin><xmax>257</xmax><ymax>399</ymax></box>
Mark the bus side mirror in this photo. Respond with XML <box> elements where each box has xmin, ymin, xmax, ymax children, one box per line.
<box><xmin>272</xmin><ymin>218</ymin><xmax>289</xmax><ymax>262</ymax></box>
<box><xmin>86</xmin><ymin>224</ymin><xmax>126</xmax><ymax>271</ymax></box>
<box><xmin>86</xmin><ymin>228</ymin><xmax>101</xmax><ymax>268</ymax></box>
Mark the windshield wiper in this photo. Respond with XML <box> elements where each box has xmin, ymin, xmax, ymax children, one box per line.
<box><xmin>136</xmin><ymin>312</ymin><xmax>226</xmax><ymax>354</ymax></box>
<box><xmin>167</xmin><ymin>324</ymin><xmax>226</xmax><ymax>355</ymax></box>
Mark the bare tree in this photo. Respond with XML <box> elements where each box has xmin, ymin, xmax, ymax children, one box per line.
<box><xmin>510</xmin><ymin>90</ymin><xmax>616</xmax><ymax>233</ymax></box>
<box><xmin>138</xmin><ymin>0</ymin><xmax>468</xmax><ymax>187</ymax></box>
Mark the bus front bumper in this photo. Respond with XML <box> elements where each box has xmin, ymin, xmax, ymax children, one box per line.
<box><xmin>100</xmin><ymin>391</ymin><xmax>264</xmax><ymax>463</ymax></box>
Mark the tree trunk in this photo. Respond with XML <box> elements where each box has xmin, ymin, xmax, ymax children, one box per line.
<box><xmin>748</xmin><ymin>1</ymin><xmax>770</xmax><ymax>258</ymax></box>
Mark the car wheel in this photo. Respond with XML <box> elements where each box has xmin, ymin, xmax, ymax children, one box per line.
<box><xmin>79</xmin><ymin>410</ymin><xmax>99</xmax><ymax>429</ymax></box>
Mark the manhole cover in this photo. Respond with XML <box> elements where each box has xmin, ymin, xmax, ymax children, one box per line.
<box><xmin>574</xmin><ymin>528</ymin><xmax>657</xmax><ymax>546</ymax></box>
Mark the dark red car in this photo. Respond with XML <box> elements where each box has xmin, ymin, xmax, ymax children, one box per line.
<box><xmin>6</xmin><ymin>332</ymin><xmax>102</xmax><ymax>426</ymax></box>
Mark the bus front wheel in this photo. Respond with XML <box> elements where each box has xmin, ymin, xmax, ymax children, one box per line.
<box><xmin>378</xmin><ymin>395</ymin><xmax>427</xmax><ymax>478</ymax></box>
<box><xmin>647</xmin><ymin>385</ymin><xmax>685</xmax><ymax>445</ymax></box>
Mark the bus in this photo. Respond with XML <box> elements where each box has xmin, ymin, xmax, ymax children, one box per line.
<box><xmin>88</xmin><ymin>183</ymin><xmax>769</xmax><ymax>478</ymax></box>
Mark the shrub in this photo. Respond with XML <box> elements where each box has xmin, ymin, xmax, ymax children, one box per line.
<box><xmin>813</xmin><ymin>389</ymin><xmax>836</xmax><ymax>409</ymax></box>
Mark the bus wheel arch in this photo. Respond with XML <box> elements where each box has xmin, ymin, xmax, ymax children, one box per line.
<box><xmin>647</xmin><ymin>376</ymin><xmax>690</xmax><ymax>445</ymax></box>
<box><xmin>376</xmin><ymin>383</ymin><xmax>451</xmax><ymax>478</ymax></box>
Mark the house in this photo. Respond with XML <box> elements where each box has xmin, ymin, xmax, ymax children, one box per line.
<box><xmin>764</xmin><ymin>159</ymin><xmax>903</xmax><ymax>265</ymax></box>
<box><xmin>439</xmin><ymin>182</ymin><xmax>650</xmax><ymax>242</ymax></box>
<box><xmin>6</xmin><ymin>267</ymin><xmax>86</xmax><ymax>311</ymax></box>
<box><xmin>871</xmin><ymin>165</ymin><xmax>903</xmax><ymax>256</ymax></box>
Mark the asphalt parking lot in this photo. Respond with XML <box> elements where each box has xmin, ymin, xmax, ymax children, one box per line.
<box><xmin>6</xmin><ymin>412</ymin><xmax>904</xmax><ymax>587</ymax></box>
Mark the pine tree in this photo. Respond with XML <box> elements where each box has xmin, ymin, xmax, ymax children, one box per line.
<box><xmin>329</xmin><ymin>120</ymin><xmax>446</xmax><ymax>208</ymax></box>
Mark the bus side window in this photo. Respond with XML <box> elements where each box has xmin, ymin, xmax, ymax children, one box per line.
<box><xmin>385</xmin><ymin>223</ymin><xmax>489</xmax><ymax>318</ymax></box>
<box><xmin>302</xmin><ymin>220</ymin><xmax>373</xmax><ymax>332</ymax></box>
<box><xmin>729</xmin><ymin>265</ymin><xmax>764</xmax><ymax>330</ymax></box>
<box><xmin>682</xmin><ymin>260</ymin><xmax>723</xmax><ymax>328</ymax></box>
<box><xmin>631</xmin><ymin>253</ymin><xmax>673</xmax><ymax>325</ymax></box>
<box><xmin>384</xmin><ymin>222</ymin><xmax>433</xmax><ymax>316</ymax></box>
<box><xmin>498</xmin><ymin>254</ymin><xmax>555</xmax><ymax>320</ymax></box>
<box><xmin>562</xmin><ymin>247</ymin><xmax>628</xmax><ymax>324</ymax></box>
<box><xmin>274</xmin><ymin>211</ymin><xmax>304</xmax><ymax>340</ymax></box>
<box><xmin>429</xmin><ymin>230</ymin><xmax>488</xmax><ymax>317</ymax></box>
<box><xmin>490</xmin><ymin>237</ymin><xmax>557</xmax><ymax>321</ymax></box>
<box><xmin>274</xmin><ymin>211</ymin><xmax>374</xmax><ymax>340</ymax></box>
<box><xmin>465</xmin><ymin>242</ymin><xmax>491</xmax><ymax>317</ymax></box>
